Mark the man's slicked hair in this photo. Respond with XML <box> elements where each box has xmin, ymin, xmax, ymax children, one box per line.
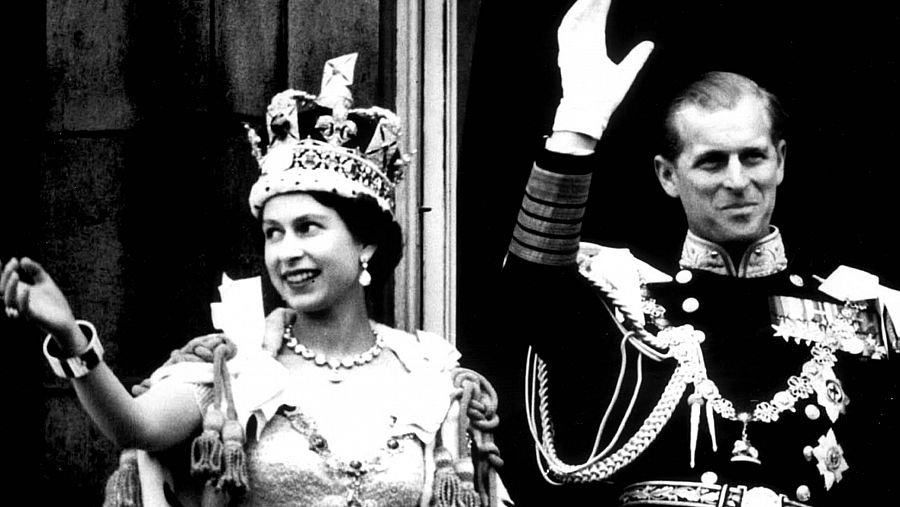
<box><xmin>659</xmin><ymin>71</ymin><xmax>787</xmax><ymax>161</ymax></box>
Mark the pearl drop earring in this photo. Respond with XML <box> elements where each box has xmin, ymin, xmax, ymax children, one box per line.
<box><xmin>359</xmin><ymin>258</ymin><xmax>371</xmax><ymax>287</ymax></box>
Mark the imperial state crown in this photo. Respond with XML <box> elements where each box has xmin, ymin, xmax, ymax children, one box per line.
<box><xmin>247</xmin><ymin>53</ymin><xmax>406</xmax><ymax>217</ymax></box>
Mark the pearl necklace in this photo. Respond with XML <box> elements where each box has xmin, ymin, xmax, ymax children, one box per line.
<box><xmin>283</xmin><ymin>326</ymin><xmax>384</xmax><ymax>383</ymax></box>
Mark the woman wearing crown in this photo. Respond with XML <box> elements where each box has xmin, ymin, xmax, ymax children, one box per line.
<box><xmin>1</xmin><ymin>54</ymin><xmax>509</xmax><ymax>507</ymax></box>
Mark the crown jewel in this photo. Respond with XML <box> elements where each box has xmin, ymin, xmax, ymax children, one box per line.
<box><xmin>247</xmin><ymin>53</ymin><xmax>406</xmax><ymax>218</ymax></box>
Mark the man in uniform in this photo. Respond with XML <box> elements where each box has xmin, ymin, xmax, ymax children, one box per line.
<box><xmin>497</xmin><ymin>0</ymin><xmax>898</xmax><ymax>505</ymax></box>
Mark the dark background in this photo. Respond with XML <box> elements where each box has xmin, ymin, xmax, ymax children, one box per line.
<box><xmin>458</xmin><ymin>0</ymin><xmax>900</xmax><ymax>363</ymax></box>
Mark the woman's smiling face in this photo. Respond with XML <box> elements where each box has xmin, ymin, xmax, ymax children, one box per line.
<box><xmin>261</xmin><ymin>192</ymin><xmax>373</xmax><ymax>313</ymax></box>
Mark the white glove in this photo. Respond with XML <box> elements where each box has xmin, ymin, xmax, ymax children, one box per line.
<box><xmin>553</xmin><ymin>0</ymin><xmax>654</xmax><ymax>140</ymax></box>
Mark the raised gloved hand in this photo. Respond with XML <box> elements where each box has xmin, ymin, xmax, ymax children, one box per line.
<box><xmin>553</xmin><ymin>0</ymin><xmax>655</xmax><ymax>140</ymax></box>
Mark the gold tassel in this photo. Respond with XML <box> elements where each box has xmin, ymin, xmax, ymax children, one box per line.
<box><xmin>217</xmin><ymin>419</ymin><xmax>249</xmax><ymax>493</ymax></box>
<box><xmin>706</xmin><ymin>400</ymin><xmax>718</xmax><ymax>452</ymax></box>
<box><xmin>200</xmin><ymin>482</ymin><xmax>229</xmax><ymax>507</ymax></box>
<box><xmin>688</xmin><ymin>393</ymin><xmax>703</xmax><ymax>469</ymax></box>
<box><xmin>432</xmin><ymin>447</ymin><xmax>460</xmax><ymax>507</ymax></box>
<box><xmin>102</xmin><ymin>449</ymin><xmax>143</xmax><ymax>507</ymax></box>
<box><xmin>191</xmin><ymin>405</ymin><xmax>225</xmax><ymax>476</ymax></box>
<box><xmin>454</xmin><ymin>458</ymin><xmax>481</xmax><ymax>507</ymax></box>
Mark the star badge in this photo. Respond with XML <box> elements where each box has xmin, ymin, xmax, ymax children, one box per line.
<box><xmin>811</xmin><ymin>428</ymin><xmax>849</xmax><ymax>490</ymax></box>
<box><xmin>811</xmin><ymin>367</ymin><xmax>849</xmax><ymax>423</ymax></box>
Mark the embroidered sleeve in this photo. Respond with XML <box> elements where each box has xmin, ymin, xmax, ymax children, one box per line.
<box><xmin>508</xmin><ymin>149</ymin><xmax>594</xmax><ymax>266</ymax></box>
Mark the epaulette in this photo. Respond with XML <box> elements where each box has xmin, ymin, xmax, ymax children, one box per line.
<box><xmin>576</xmin><ymin>241</ymin><xmax>671</xmax><ymax>328</ymax></box>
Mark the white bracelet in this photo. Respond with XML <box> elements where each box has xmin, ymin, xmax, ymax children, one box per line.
<box><xmin>43</xmin><ymin>320</ymin><xmax>105</xmax><ymax>379</ymax></box>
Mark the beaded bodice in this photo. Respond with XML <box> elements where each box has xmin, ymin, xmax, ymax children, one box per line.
<box><xmin>236</xmin><ymin>345</ymin><xmax>438</xmax><ymax>507</ymax></box>
<box><xmin>242</xmin><ymin>408</ymin><xmax>424</xmax><ymax>506</ymax></box>
<box><xmin>145</xmin><ymin>322</ymin><xmax>469</xmax><ymax>506</ymax></box>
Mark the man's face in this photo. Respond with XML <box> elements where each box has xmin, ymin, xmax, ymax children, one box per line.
<box><xmin>654</xmin><ymin>96</ymin><xmax>786</xmax><ymax>244</ymax></box>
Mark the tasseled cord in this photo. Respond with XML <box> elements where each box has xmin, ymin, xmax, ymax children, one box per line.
<box><xmin>432</xmin><ymin>441</ymin><xmax>462</xmax><ymax>507</ymax></box>
<box><xmin>190</xmin><ymin>339</ymin><xmax>248</xmax><ymax>504</ymax></box>
<box><xmin>454</xmin><ymin>374</ymin><xmax>483</xmax><ymax>507</ymax></box>
<box><xmin>431</xmin><ymin>368</ymin><xmax>505</xmax><ymax>507</ymax></box>
<box><xmin>216</xmin><ymin>345</ymin><xmax>249</xmax><ymax>494</ymax></box>
<box><xmin>192</xmin><ymin>403</ymin><xmax>225</xmax><ymax>476</ymax></box>
<box><xmin>102</xmin><ymin>449</ymin><xmax>142</xmax><ymax>507</ymax></box>
<box><xmin>102</xmin><ymin>334</ymin><xmax>245</xmax><ymax>507</ymax></box>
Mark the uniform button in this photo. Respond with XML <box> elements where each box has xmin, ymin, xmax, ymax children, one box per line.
<box><xmin>790</xmin><ymin>274</ymin><xmax>804</xmax><ymax>287</ymax></box>
<box><xmin>802</xmin><ymin>445</ymin><xmax>814</xmax><ymax>461</ymax></box>
<box><xmin>675</xmin><ymin>270</ymin><xmax>693</xmax><ymax>284</ymax></box>
<box><xmin>796</xmin><ymin>485</ymin><xmax>811</xmax><ymax>502</ymax></box>
<box><xmin>804</xmin><ymin>404</ymin><xmax>821</xmax><ymax>420</ymax></box>
<box><xmin>682</xmin><ymin>297</ymin><xmax>700</xmax><ymax>313</ymax></box>
<box><xmin>700</xmin><ymin>471</ymin><xmax>718</xmax><ymax>484</ymax></box>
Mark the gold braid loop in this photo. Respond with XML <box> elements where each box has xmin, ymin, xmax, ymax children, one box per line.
<box><xmin>533</xmin><ymin>354</ymin><xmax>689</xmax><ymax>482</ymax></box>
<box><xmin>171</xmin><ymin>334</ymin><xmax>238</xmax><ymax>363</ymax></box>
<box><xmin>452</xmin><ymin>367</ymin><xmax>505</xmax><ymax>506</ymax></box>
<box><xmin>452</xmin><ymin>368</ymin><xmax>504</xmax><ymax>465</ymax></box>
<box><xmin>130</xmin><ymin>334</ymin><xmax>237</xmax><ymax>396</ymax></box>
<box><xmin>527</xmin><ymin>249</ymin><xmax>704</xmax><ymax>484</ymax></box>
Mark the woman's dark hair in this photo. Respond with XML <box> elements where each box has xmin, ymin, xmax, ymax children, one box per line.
<box><xmin>304</xmin><ymin>191</ymin><xmax>403</xmax><ymax>290</ymax></box>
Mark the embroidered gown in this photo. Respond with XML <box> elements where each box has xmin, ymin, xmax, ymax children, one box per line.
<box><xmin>140</xmin><ymin>323</ymin><xmax>496</xmax><ymax>507</ymax></box>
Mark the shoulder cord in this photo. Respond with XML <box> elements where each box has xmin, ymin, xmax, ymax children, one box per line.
<box><xmin>203</xmin><ymin>340</ymin><xmax>249</xmax><ymax>497</ymax></box>
<box><xmin>588</xmin><ymin>274</ymin><xmax>670</xmax><ymax>356</ymax></box>
<box><xmin>433</xmin><ymin>367</ymin><xmax>505</xmax><ymax>507</ymax></box>
<box><xmin>103</xmin><ymin>335</ymin><xmax>244</xmax><ymax>507</ymax></box>
<box><xmin>524</xmin><ymin>277</ymin><xmax>690</xmax><ymax>483</ymax></box>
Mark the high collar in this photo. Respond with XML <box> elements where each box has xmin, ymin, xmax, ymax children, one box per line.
<box><xmin>679</xmin><ymin>226</ymin><xmax>788</xmax><ymax>278</ymax></box>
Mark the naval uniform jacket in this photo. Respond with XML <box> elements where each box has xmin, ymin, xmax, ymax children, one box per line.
<box><xmin>495</xmin><ymin>149</ymin><xmax>898</xmax><ymax>506</ymax></box>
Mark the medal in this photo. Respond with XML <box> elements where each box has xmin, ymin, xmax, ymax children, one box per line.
<box><xmin>730</xmin><ymin>414</ymin><xmax>761</xmax><ymax>465</ymax></box>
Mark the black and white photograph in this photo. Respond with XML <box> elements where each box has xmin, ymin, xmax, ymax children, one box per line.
<box><xmin>2</xmin><ymin>1</ymin><xmax>898</xmax><ymax>505</ymax></box>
